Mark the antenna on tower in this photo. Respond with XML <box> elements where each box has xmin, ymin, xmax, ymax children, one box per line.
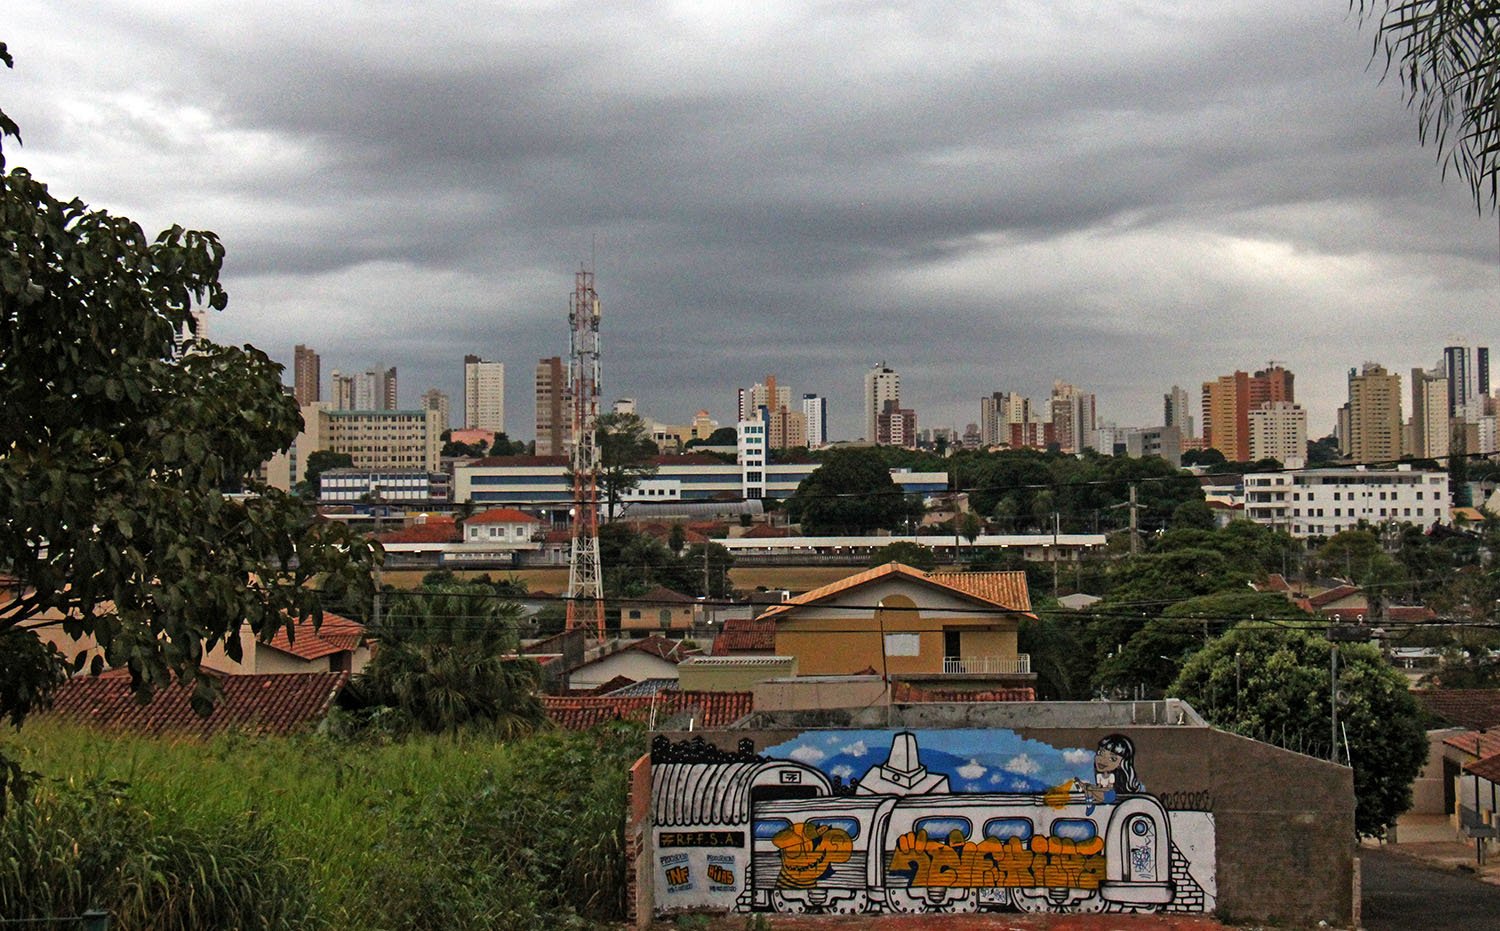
<box><xmin>565</xmin><ymin>268</ymin><xmax>605</xmax><ymax>641</ymax></box>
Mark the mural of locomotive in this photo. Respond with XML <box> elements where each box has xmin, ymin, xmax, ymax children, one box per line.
<box><xmin>650</xmin><ymin>728</ymin><xmax>1215</xmax><ymax>915</ymax></box>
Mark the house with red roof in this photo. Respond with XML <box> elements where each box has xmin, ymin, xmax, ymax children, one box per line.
<box><xmin>565</xmin><ymin>635</ymin><xmax>698</xmax><ymax>691</ymax></box>
<box><xmin>462</xmin><ymin>508</ymin><xmax>543</xmax><ymax>545</ymax></box>
<box><xmin>202</xmin><ymin>612</ymin><xmax>371</xmax><ymax>675</ymax></box>
<box><xmin>42</xmin><ymin>671</ymin><xmax>349</xmax><ymax>738</ymax></box>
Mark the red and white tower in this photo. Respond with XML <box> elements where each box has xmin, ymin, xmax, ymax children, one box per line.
<box><xmin>565</xmin><ymin>269</ymin><xmax>605</xmax><ymax>639</ymax></box>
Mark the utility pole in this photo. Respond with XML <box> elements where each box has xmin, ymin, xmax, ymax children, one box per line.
<box><xmin>1129</xmin><ymin>483</ymin><xmax>1140</xmax><ymax>556</ymax></box>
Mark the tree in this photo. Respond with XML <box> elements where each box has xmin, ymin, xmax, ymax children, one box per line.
<box><xmin>299</xmin><ymin>449</ymin><xmax>353</xmax><ymax>495</ymax></box>
<box><xmin>786</xmin><ymin>448</ymin><xmax>921</xmax><ymax>534</ymax></box>
<box><xmin>0</xmin><ymin>45</ymin><xmax>377</xmax><ymax>780</ymax></box>
<box><xmin>342</xmin><ymin>582</ymin><xmax>544</xmax><ymax>736</ymax></box>
<box><xmin>1356</xmin><ymin>2</ymin><xmax>1500</xmax><ymax>213</ymax></box>
<box><xmin>1171</xmin><ymin>625</ymin><xmax>1427</xmax><ymax>836</ymax></box>
<box><xmin>1171</xmin><ymin>498</ymin><xmax>1216</xmax><ymax>531</ymax></box>
<box><xmin>868</xmin><ymin>541</ymin><xmax>938</xmax><ymax>572</ymax></box>
<box><xmin>685</xmin><ymin>426</ymin><xmax>738</xmax><ymax>448</ymax></box>
<box><xmin>594</xmin><ymin>412</ymin><xmax>658</xmax><ymax>520</ymax></box>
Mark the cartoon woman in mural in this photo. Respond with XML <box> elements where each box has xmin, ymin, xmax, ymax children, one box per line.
<box><xmin>1082</xmin><ymin>734</ymin><xmax>1141</xmax><ymax>804</ymax></box>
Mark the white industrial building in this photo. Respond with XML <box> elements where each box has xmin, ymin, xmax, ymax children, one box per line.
<box><xmin>1243</xmin><ymin>465</ymin><xmax>1449</xmax><ymax>538</ymax></box>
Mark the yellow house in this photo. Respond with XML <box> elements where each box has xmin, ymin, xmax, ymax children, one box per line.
<box><xmin>760</xmin><ymin>562</ymin><xmax>1034</xmax><ymax>680</ymax></box>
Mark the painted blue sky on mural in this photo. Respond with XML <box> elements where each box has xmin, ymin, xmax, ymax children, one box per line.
<box><xmin>760</xmin><ymin>729</ymin><xmax>1111</xmax><ymax>794</ymax></box>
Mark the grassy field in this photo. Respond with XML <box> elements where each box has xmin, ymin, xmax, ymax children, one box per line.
<box><xmin>1</xmin><ymin>720</ymin><xmax>644</xmax><ymax>930</ymax></box>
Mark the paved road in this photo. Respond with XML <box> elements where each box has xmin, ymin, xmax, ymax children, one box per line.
<box><xmin>1363</xmin><ymin>846</ymin><xmax>1500</xmax><ymax>930</ymax></box>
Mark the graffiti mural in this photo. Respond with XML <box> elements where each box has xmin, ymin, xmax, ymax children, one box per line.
<box><xmin>650</xmin><ymin>730</ymin><xmax>1215</xmax><ymax>915</ymax></box>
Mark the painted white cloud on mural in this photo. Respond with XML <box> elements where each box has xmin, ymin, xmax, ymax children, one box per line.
<box><xmin>789</xmin><ymin>744</ymin><xmax>826</xmax><ymax>764</ymax></box>
<box><xmin>957</xmin><ymin>759</ymin><xmax>988</xmax><ymax>780</ymax></box>
<box><xmin>1006</xmin><ymin>753</ymin><xmax>1042</xmax><ymax>776</ymax></box>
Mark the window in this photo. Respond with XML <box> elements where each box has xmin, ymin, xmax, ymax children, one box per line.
<box><xmin>913</xmin><ymin>817</ymin><xmax>971</xmax><ymax>842</ymax></box>
<box><xmin>884</xmin><ymin>633</ymin><xmax>920</xmax><ymax>656</ymax></box>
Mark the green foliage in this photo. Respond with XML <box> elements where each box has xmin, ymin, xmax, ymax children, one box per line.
<box><xmin>786</xmin><ymin>448</ymin><xmax>921</xmax><ymax>534</ymax></box>
<box><xmin>599</xmin><ymin>524</ymin><xmax>733</xmax><ymax>598</ymax></box>
<box><xmin>343</xmin><ymin>583</ymin><xmax>544</xmax><ymax>736</ymax></box>
<box><xmin>0</xmin><ymin>776</ymin><xmax>311</xmax><ymax>929</ymax></box>
<box><xmin>1356</xmin><ymin>1</ymin><xmax>1500</xmax><ymax>213</ymax></box>
<box><xmin>685</xmin><ymin>426</ymin><xmax>737</xmax><ymax>447</ymax></box>
<box><xmin>0</xmin><ymin>49</ymin><xmax>378</xmax><ymax>767</ymax></box>
<box><xmin>3</xmin><ymin>721</ymin><xmax>642</xmax><ymax>928</ymax></box>
<box><xmin>301</xmin><ymin>448</ymin><xmax>354</xmax><ymax>493</ymax></box>
<box><xmin>1171</xmin><ymin>625</ymin><xmax>1427</xmax><ymax>837</ymax></box>
<box><xmin>1309</xmin><ymin>529</ymin><xmax>1406</xmax><ymax>588</ymax></box>
<box><xmin>595</xmin><ymin>412</ymin><xmax>659</xmax><ymax>520</ymax></box>
<box><xmin>1171</xmin><ymin>498</ymin><xmax>1217</xmax><ymax>531</ymax></box>
<box><xmin>868</xmin><ymin>541</ymin><xmax>938</xmax><ymax>571</ymax></box>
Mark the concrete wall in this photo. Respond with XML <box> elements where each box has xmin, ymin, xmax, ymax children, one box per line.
<box><xmin>641</xmin><ymin>706</ymin><xmax>1353</xmax><ymax>926</ymax></box>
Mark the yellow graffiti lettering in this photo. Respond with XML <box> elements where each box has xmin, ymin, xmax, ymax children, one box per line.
<box><xmin>665</xmin><ymin>866</ymin><xmax>689</xmax><ymax>886</ymax></box>
<box><xmin>1042</xmin><ymin>778</ymin><xmax>1076</xmax><ymax>809</ymax></box>
<box><xmin>707</xmin><ymin>864</ymin><xmax>735</xmax><ymax>885</ymax></box>
<box><xmin>886</xmin><ymin>830</ymin><xmax>1107</xmax><ymax>890</ymax></box>
<box><xmin>772</xmin><ymin>821</ymin><xmax>854</xmax><ymax>889</ymax></box>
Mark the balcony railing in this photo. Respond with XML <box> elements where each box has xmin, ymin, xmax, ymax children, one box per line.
<box><xmin>941</xmin><ymin>654</ymin><xmax>1031</xmax><ymax>675</ymax></box>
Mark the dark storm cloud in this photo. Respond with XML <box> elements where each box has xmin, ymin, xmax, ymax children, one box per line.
<box><xmin>6</xmin><ymin>1</ymin><xmax>1496</xmax><ymax>439</ymax></box>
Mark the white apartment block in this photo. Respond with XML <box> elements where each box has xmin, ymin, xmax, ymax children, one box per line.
<box><xmin>802</xmin><ymin>394</ymin><xmax>827</xmax><ymax>448</ymax></box>
<box><xmin>1248</xmin><ymin>401</ymin><xmax>1306</xmax><ymax>465</ymax></box>
<box><xmin>1243</xmin><ymin>466</ymin><xmax>1448</xmax><ymax>538</ymax></box>
<box><xmin>738</xmin><ymin>419</ymin><xmax>768</xmax><ymax>499</ymax></box>
<box><xmin>463</xmin><ymin>356</ymin><xmax>505</xmax><ymax>433</ymax></box>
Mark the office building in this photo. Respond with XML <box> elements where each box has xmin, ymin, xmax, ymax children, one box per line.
<box><xmin>535</xmin><ymin>356</ymin><xmax>569</xmax><ymax>456</ymax></box>
<box><xmin>464</xmin><ymin>355</ymin><xmax>505</xmax><ymax>433</ymax></box>
<box><xmin>876</xmin><ymin>399</ymin><xmax>917</xmax><ymax>448</ymax></box>
<box><xmin>329</xmin><ymin>366</ymin><xmax>396</xmax><ymax>411</ymax></box>
<box><xmin>980</xmin><ymin>391</ymin><xmax>1032</xmax><ymax>447</ymax></box>
<box><xmin>293</xmin><ymin>344</ymin><xmax>320</xmax><ymax>407</ymax></box>
<box><xmin>1125</xmin><ymin>426</ymin><xmax>1182</xmax><ymax>468</ymax></box>
<box><xmin>864</xmin><ymin>364</ymin><xmax>900</xmax><ymax>443</ymax></box>
<box><xmin>292</xmin><ymin>405</ymin><xmax>441</xmax><ymax>484</ymax></box>
<box><xmin>1344</xmin><ymin>363</ymin><xmax>1403</xmax><ymax>463</ymax></box>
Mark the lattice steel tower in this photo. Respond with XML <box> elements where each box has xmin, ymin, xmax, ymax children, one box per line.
<box><xmin>565</xmin><ymin>269</ymin><xmax>605</xmax><ymax>638</ymax></box>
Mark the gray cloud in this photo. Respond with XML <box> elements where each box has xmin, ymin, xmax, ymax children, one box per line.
<box><xmin>6</xmin><ymin>1</ymin><xmax>1496</xmax><ymax>442</ymax></box>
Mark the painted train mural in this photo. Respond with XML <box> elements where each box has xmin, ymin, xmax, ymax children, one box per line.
<box><xmin>651</xmin><ymin>728</ymin><xmax>1215</xmax><ymax>915</ymax></box>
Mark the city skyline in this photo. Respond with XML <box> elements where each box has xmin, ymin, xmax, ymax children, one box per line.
<box><xmin>7</xmin><ymin>3</ymin><xmax>1497</xmax><ymax>440</ymax></box>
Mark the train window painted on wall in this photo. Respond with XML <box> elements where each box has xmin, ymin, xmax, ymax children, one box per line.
<box><xmin>913</xmin><ymin>817</ymin><xmax>972</xmax><ymax>843</ymax></box>
<box><xmin>1051</xmin><ymin>819</ymin><xmax>1098</xmax><ymax>842</ymax></box>
<box><xmin>807</xmin><ymin>817</ymin><xmax>861</xmax><ymax>839</ymax></box>
<box><xmin>753</xmin><ymin>818</ymin><xmax>792</xmax><ymax>840</ymax></box>
<box><xmin>983</xmin><ymin>817</ymin><xmax>1034</xmax><ymax>842</ymax></box>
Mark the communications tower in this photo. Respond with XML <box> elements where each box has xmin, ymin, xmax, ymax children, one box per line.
<box><xmin>565</xmin><ymin>269</ymin><xmax>605</xmax><ymax>638</ymax></box>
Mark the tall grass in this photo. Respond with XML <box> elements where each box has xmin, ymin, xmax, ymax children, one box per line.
<box><xmin>0</xmin><ymin>721</ymin><xmax>643</xmax><ymax>929</ymax></box>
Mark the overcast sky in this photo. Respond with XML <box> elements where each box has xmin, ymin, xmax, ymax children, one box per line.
<box><xmin>6</xmin><ymin>2</ymin><xmax>1498</xmax><ymax>442</ymax></box>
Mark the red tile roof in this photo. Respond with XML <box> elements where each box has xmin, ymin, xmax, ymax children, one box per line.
<box><xmin>739</xmin><ymin>523</ymin><xmax>794</xmax><ymax>539</ymax></box>
<box><xmin>465</xmin><ymin>455</ymin><xmax>570</xmax><ymax>468</ymax></box>
<box><xmin>468</xmin><ymin>507</ymin><xmax>543</xmax><ymax>525</ymax></box>
<box><xmin>619</xmin><ymin>635</ymin><xmax>695</xmax><ymax>663</ymax></box>
<box><xmin>1262</xmin><ymin>574</ymin><xmax>1292</xmax><ymax>592</ymax></box>
<box><xmin>712</xmin><ymin>617</ymin><xmax>777</xmax><ymax>655</ymax></box>
<box><xmin>265</xmin><ymin>613</ymin><xmax>366</xmax><ymax>660</ymax></box>
<box><xmin>1308</xmin><ymin>585</ymin><xmax>1363</xmax><ymax>608</ymax></box>
<box><xmin>376</xmin><ymin>521</ymin><xmax>461</xmax><ymax>544</ymax></box>
<box><xmin>1467</xmin><ymin>752</ymin><xmax>1500</xmax><ymax>783</ymax></box>
<box><xmin>927</xmin><ymin>571</ymin><xmax>1032</xmax><ymax>613</ymax></box>
<box><xmin>637</xmin><ymin>586</ymin><xmax>697</xmax><ymax>605</ymax></box>
<box><xmin>1417</xmin><ymin>690</ymin><xmax>1500</xmax><ymax>731</ymax></box>
<box><xmin>43</xmin><ymin>672</ymin><xmax>348</xmax><ymax>738</ymax></box>
<box><xmin>543</xmin><ymin>691</ymin><xmax>752</xmax><ymax>730</ymax></box>
<box><xmin>757</xmin><ymin>563</ymin><xmax>1034</xmax><ymax>622</ymax></box>
<box><xmin>1443</xmin><ymin>729</ymin><xmax>1500</xmax><ymax>759</ymax></box>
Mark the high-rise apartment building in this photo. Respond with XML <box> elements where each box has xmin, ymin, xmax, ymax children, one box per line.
<box><xmin>329</xmin><ymin>366</ymin><xmax>396</xmax><ymax>411</ymax></box>
<box><xmin>1201</xmin><ymin>366</ymin><xmax>1294</xmax><ymax>462</ymax></box>
<box><xmin>1345</xmin><ymin>362</ymin><xmax>1403</xmax><ymax>462</ymax></box>
<box><xmin>293</xmin><ymin>344</ymin><xmax>321</xmax><ymax>407</ymax></box>
<box><xmin>171</xmin><ymin>308</ymin><xmax>209</xmax><ymax>357</ymax></box>
<box><xmin>864</xmin><ymin>364</ymin><xmax>900</xmax><ymax>443</ymax></box>
<box><xmin>1443</xmin><ymin>344</ymin><xmax>1490</xmax><ymax>420</ymax></box>
<box><xmin>1408</xmin><ymin>367</ymin><xmax>1450</xmax><ymax>461</ymax></box>
<box><xmin>876</xmin><ymin>399</ymin><xmax>916</xmax><ymax>447</ymax></box>
<box><xmin>1048</xmin><ymin>381</ymin><xmax>1096</xmax><ymax>454</ymax></box>
<box><xmin>421</xmin><ymin>388</ymin><xmax>451</xmax><ymax>437</ymax></box>
<box><xmin>463</xmin><ymin>355</ymin><xmax>505</xmax><ymax>433</ymax></box>
<box><xmin>534</xmin><ymin>356</ymin><xmax>569</xmax><ymax>456</ymax></box>
<box><xmin>1248</xmin><ymin>401</ymin><xmax>1307</xmax><ymax>465</ymax></box>
<box><xmin>802</xmin><ymin>394</ymin><xmax>828</xmax><ymax>448</ymax></box>
<box><xmin>980</xmin><ymin>391</ymin><xmax>1032</xmax><ymax>447</ymax></box>
<box><xmin>1163</xmin><ymin>385</ymin><xmax>1195</xmax><ymax>440</ymax></box>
